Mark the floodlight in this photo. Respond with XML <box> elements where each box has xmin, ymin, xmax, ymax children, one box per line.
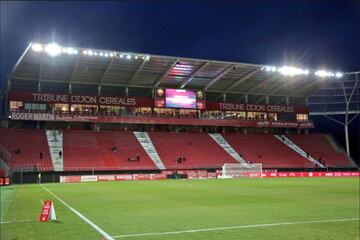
<box><xmin>110</xmin><ymin>53</ymin><xmax>114</xmax><ymax>57</ymax></box>
<box><xmin>120</xmin><ymin>54</ymin><xmax>124</xmax><ymax>58</ymax></box>
<box><xmin>45</xmin><ymin>43</ymin><xmax>62</xmax><ymax>57</ymax></box>
<box><xmin>135</xmin><ymin>56</ymin><xmax>138</xmax><ymax>59</ymax></box>
<box><xmin>88</xmin><ymin>50</ymin><xmax>94</xmax><ymax>56</ymax></box>
<box><xmin>315</xmin><ymin>70</ymin><xmax>334</xmax><ymax>77</ymax></box>
<box><xmin>83</xmin><ymin>50</ymin><xmax>88</xmax><ymax>55</ymax></box>
<box><xmin>31</xmin><ymin>43</ymin><xmax>43</xmax><ymax>52</ymax></box>
<box><xmin>126</xmin><ymin>55</ymin><xmax>131</xmax><ymax>60</ymax></box>
<box><xmin>104</xmin><ymin>53</ymin><xmax>109</xmax><ymax>57</ymax></box>
<box><xmin>99</xmin><ymin>52</ymin><xmax>104</xmax><ymax>57</ymax></box>
<box><xmin>277</xmin><ymin>66</ymin><xmax>307</xmax><ymax>76</ymax></box>
<box><xmin>94</xmin><ymin>52</ymin><xmax>98</xmax><ymax>56</ymax></box>
<box><xmin>335</xmin><ymin>72</ymin><xmax>343</xmax><ymax>78</ymax></box>
<box><xmin>63</xmin><ymin>47</ymin><xmax>78</xmax><ymax>55</ymax></box>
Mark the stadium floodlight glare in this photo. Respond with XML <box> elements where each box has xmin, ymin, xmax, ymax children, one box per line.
<box><xmin>120</xmin><ymin>54</ymin><xmax>124</xmax><ymax>58</ymax></box>
<box><xmin>94</xmin><ymin>52</ymin><xmax>98</xmax><ymax>56</ymax></box>
<box><xmin>99</xmin><ymin>52</ymin><xmax>104</xmax><ymax>57</ymax></box>
<box><xmin>110</xmin><ymin>53</ymin><xmax>114</xmax><ymax>57</ymax></box>
<box><xmin>315</xmin><ymin>70</ymin><xmax>334</xmax><ymax>78</ymax></box>
<box><xmin>277</xmin><ymin>66</ymin><xmax>308</xmax><ymax>76</ymax></box>
<box><xmin>83</xmin><ymin>50</ymin><xmax>88</xmax><ymax>55</ymax></box>
<box><xmin>335</xmin><ymin>72</ymin><xmax>343</xmax><ymax>78</ymax></box>
<box><xmin>135</xmin><ymin>55</ymin><xmax>138</xmax><ymax>59</ymax></box>
<box><xmin>45</xmin><ymin>42</ymin><xmax>62</xmax><ymax>57</ymax></box>
<box><xmin>104</xmin><ymin>53</ymin><xmax>109</xmax><ymax>57</ymax></box>
<box><xmin>87</xmin><ymin>50</ymin><xmax>94</xmax><ymax>56</ymax></box>
<box><xmin>126</xmin><ymin>55</ymin><xmax>131</xmax><ymax>60</ymax></box>
<box><xmin>63</xmin><ymin>47</ymin><xmax>78</xmax><ymax>55</ymax></box>
<box><xmin>264</xmin><ymin>66</ymin><xmax>277</xmax><ymax>72</ymax></box>
<box><xmin>31</xmin><ymin>43</ymin><xmax>43</xmax><ymax>52</ymax></box>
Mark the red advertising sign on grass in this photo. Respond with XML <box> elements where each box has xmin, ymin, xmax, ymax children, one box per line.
<box><xmin>39</xmin><ymin>201</ymin><xmax>57</xmax><ymax>222</ymax></box>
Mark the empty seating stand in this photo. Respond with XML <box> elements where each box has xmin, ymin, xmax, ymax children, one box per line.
<box><xmin>148</xmin><ymin>132</ymin><xmax>238</xmax><ymax>169</ymax></box>
<box><xmin>94</xmin><ymin>131</ymin><xmax>157</xmax><ymax>170</ymax></box>
<box><xmin>223</xmin><ymin>133</ymin><xmax>312</xmax><ymax>168</ymax></box>
<box><xmin>0</xmin><ymin>129</ymin><xmax>53</xmax><ymax>171</ymax></box>
<box><xmin>63</xmin><ymin>130</ymin><xmax>157</xmax><ymax>171</ymax></box>
<box><xmin>287</xmin><ymin>134</ymin><xmax>354</xmax><ymax>167</ymax></box>
<box><xmin>0</xmin><ymin>128</ymin><xmax>355</xmax><ymax>171</ymax></box>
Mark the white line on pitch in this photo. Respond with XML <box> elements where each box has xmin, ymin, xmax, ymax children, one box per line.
<box><xmin>112</xmin><ymin>218</ymin><xmax>360</xmax><ymax>238</ymax></box>
<box><xmin>40</xmin><ymin>184</ymin><xmax>115</xmax><ymax>240</ymax></box>
<box><xmin>39</xmin><ymin>198</ymin><xmax>44</xmax><ymax>205</ymax></box>
<box><xmin>0</xmin><ymin>220</ymin><xmax>33</xmax><ymax>224</ymax></box>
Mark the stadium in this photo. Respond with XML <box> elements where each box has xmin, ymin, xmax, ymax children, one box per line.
<box><xmin>1</xmin><ymin>2</ymin><xmax>360</xmax><ymax>240</ymax></box>
<box><xmin>0</xmin><ymin>41</ymin><xmax>359</xmax><ymax>239</ymax></box>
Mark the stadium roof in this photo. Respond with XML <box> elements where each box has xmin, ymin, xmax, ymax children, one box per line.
<box><xmin>6</xmin><ymin>42</ymin><xmax>350</xmax><ymax>104</ymax></box>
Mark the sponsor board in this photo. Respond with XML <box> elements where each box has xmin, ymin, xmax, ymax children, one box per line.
<box><xmin>97</xmin><ymin>175</ymin><xmax>115</xmax><ymax>181</ymax></box>
<box><xmin>262</xmin><ymin>172</ymin><xmax>359</xmax><ymax>178</ymax></box>
<box><xmin>60</xmin><ymin>176</ymin><xmax>81</xmax><ymax>183</ymax></box>
<box><xmin>80</xmin><ymin>175</ymin><xmax>98</xmax><ymax>182</ymax></box>
<box><xmin>115</xmin><ymin>174</ymin><xmax>133</xmax><ymax>181</ymax></box>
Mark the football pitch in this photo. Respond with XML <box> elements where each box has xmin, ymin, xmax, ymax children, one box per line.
<box><xmin>1</xmin><ymin>178</ymin><xmax>359</xmax><ymax>240</ymax></box>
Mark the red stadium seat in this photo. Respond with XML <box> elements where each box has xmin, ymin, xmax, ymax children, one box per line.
<box><xmin>0</xmin><ymin>129</ymin><xmax>54</xmax><ymax>171</ymax></box>
<box><xmin>287</xmin><ymin>134</ymin><xmax>354</xmax><ymax>167</ymax></box>
<box><xmin>222</xmin><ymin>133</ymin><xmax>313</xmax><ymax>168</ymax></box>
<box><xmin>148</xmin><ymin>132</ymin><xmax>238</xmax><ymax>169</ymax></box>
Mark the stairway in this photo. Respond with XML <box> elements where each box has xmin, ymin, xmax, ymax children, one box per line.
<box><xmin>46</xmin><ymin>130</ymin><xmax>64</xmax><ymax>171</ymax></box>
<box><xmin>133</xmin><ymin>132</ymin><xmax>166</xmax><ymax>170</ymax></box>
<box><xmin>209</xmin><ymin>133</ymin><xmax>247</xmax><ymax>164</ymax></box>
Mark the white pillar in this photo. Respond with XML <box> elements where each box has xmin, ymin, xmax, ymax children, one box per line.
<box><xmin>344</xmin><ymin>124</ymin><xmax>350</xmax><ymax>157</ymax></box>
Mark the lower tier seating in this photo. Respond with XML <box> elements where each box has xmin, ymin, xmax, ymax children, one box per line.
<box><xmin>63</xmin><ymin>130</ymin><xmax>157</xmax><ymax>171</ymax></box>
<box><xmin>223</xmin><ymin>133</ymin><xmax>313</xmax><ymax>168</ymax></box>
<box><xmin>0</xmin><ymin>129</ymin><xmax>53</xmax><ymax>171</ymax></box>
<box><xmin>0</xmin><ymin>128</ymin><xmax>355</xmax><ymax>171</ymax></box>
<box><xmin>287</xmin><ymin>134</ymin><xmax>354</xmax><ymax>167</ymax></box>
<box><xmin>148</xmin><ymin>132</ymin><xmax>239</xmax><ymax>169</ymax></box>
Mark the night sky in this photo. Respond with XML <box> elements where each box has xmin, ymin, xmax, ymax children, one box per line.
<box><xmin>1</xmin><ymin>0</ymin><xmax>359</xmax><ymax>162</ymax></box>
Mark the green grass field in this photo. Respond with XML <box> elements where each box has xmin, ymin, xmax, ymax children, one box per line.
<box><xmin>1</xmin><ymin>178</ymin><xmax>359</xmax><ymax>240</ymax></box>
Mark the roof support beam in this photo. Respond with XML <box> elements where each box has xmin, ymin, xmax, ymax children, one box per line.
<box><xmin>153</xmin><ymin>59</ymin><xmax>179</xmax><ymax>88</ymax></box>
<box><xmin>98</xmin><ymin>58</ymin><xmax>115</xmax><ymax>85</ymax></box>
<box><xmin>215</xmin><ymin>67</ymin><xmax>261</xmax><ymax>101</ymax></box>
<box><xmin>68</xmin><ymin>59</ymin><xmax>80</xmax><ymax>94</ymax></box>
<box><xmin>225</xmin><ymin>67</ymin><xmax>261</xmax><ymax>92</ymax></box>
<box><xmin>180</xmin><ymin>62</ymin><xmax>209</xmax><ymax>88</ymax></box>
<box><xmin>37</xmin><ymin>57</ymin><xmax>44</xmax><ymax>92</ymax></box>
<box><xmin>127</xmin><ymin>59</ymin><xmax>147</xmax><ymax>85</ymax></box>
<box><xmin>204</xmin><ymin>65</ymin><xmax>235</xmax><ymax>91</ymax></box>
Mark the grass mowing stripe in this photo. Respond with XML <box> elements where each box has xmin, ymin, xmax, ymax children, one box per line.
<box><xmin>40</xmin><ymin>184</ymin><xmax>115</xmax><ymax>240</ymax></box>
<box><xmin>111</xmin><ymin>218</ymin><xmax>360</xmax><ymax>238</ymax></box>
<box><xmin>0</xmin><ymin>220</ymin><xmax>34</xmax><ymax>224</ymax></box>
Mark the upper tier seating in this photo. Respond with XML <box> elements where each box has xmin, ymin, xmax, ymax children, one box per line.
<box><xmin>223</xmin><ymin>133</ymin><xmax>313</xmax><ymax>168</ymax></box>
<box><xmin>148</xmin><ymin>132</ymin><xmax>238</xmax><ymax>169</ymax></box>
<box><xmin>287</xmin><ymin>134</ymin><xmax>354</xmax><ymax>167</ymax></box>
<box><xmin>0</xmin><ymin>129</ymin><xmax>53</xmax><ymax>171</ymax></box>
<box><xmin>63</xmin><ymin>130</ymin><xmax>157</xmax><ymax>171</ymax></box>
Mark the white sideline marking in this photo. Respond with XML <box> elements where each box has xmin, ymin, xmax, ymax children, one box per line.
<box><xmin>40</xmin><ymin>184</ymin><xmax>114</xmax><ymax>240</ymax></box>
<box><xmin>0</xmin><ymin>220</ymin><xmax>33</xmax><ymax>224</ymax></box>
<box><xmin>112</xmin><ymin>218</ymin><xmax>360</xmax><ymax>238</ymax></box>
